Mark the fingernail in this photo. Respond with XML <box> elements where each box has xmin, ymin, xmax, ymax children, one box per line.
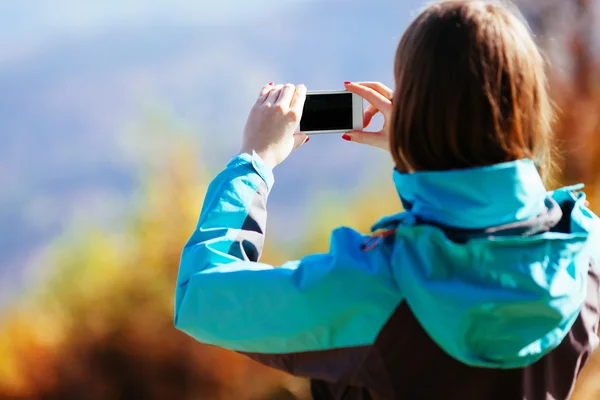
<box><xmin>268</xmin><ymin>82</ymin><xmax>274</xmax><ymax>85</ymax></box>
<box><xmin>342</xmin><ymin>134</ymin><xmax>351</xmax><ymax>141</ymax></box>
<box><xmin>344</xmin><ymin>81</ymin><xmax>351</xmax><ymax>85</ymax></box>
<box><xmin>305</xmin><ymin>137</ymin><xmax>310</xmax><ymax>143</ymax></box>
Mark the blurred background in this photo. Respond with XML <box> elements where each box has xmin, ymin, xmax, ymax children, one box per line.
<box><xmin>0</xmin><ymin>0</ymin><xmax>598</xmax><ymax>399</ymax></box>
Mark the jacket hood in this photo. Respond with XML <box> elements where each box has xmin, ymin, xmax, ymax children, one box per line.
<box><xmin>374</xmin><ymin>159</ymin><xmax>599</xmax><ymax>368</ymax></box>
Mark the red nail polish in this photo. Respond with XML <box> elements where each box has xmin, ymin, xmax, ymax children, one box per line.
<box><xmin>305</xmin><ymin>137</ymin><xmax>310</xmax><ymax>143</ymax></box>
<box><xmin>342</xmin><ymin>134</ymin><xmax>351</xmax><ymax>141</ymax></box>
<box><xmin>344</xmin><ymin>81</ymin><xmax>351</xmax><ymax>85</ymax></box>
<box><xmin>268</xmin><ymin>82</ymin><xmax>274</xmax><ymax>85</ymax></box>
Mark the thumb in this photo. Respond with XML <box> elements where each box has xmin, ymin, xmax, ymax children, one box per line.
<box><xmin>342</xmin><ymin>130</ymin><xmax>389</xmax><ymax>151</ymax></box>
<box><xmin>293</xmin><ymin>133</ymin><xmax>309</xmax><ymax>150</ymax></box>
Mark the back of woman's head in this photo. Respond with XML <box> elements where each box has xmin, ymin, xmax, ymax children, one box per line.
<box><xmin>391</xmin><ymin>0</ymin><xmax>553</xmax><ymax>176</ymax></box>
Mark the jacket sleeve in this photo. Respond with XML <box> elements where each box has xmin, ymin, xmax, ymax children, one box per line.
<box><xmin>174</xmin><ymin>152</ymin><xmax>402</xmax><ymax>381</ymax></box>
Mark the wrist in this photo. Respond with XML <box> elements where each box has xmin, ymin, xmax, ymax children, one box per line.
<box><xmin>227</xmin><ymin>151</ymin><xmax>275</xmax><ymax>191</ymax></box>
<box><xmin>239</xmin><ymin>147</ymin><xmax>277</xmax><ymax>169</ymax></box>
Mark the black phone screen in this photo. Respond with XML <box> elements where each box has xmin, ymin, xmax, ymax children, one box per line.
<box><xmin>300</xmin><ymin>92</ymin><xmax>353</xmax><ymax>132</ymax></box>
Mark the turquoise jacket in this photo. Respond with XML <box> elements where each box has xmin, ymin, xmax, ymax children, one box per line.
<box><xmin>174</xmin><ymin>152</ymin><xmax>600</xmax><ymax>369</ymax></box>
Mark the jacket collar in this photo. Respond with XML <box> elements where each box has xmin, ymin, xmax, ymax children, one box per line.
<box><xmin>393</xmin><ymin>159</ymin><xmax>548</xmax><ymax>229</ymax></box>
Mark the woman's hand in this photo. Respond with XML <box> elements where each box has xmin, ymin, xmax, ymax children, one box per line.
<box><xmin>342</xmin><ymin>81</ymin><xmax>393</xmax><ymax>151</ymax></box>
<box><xmin>241</xmin><ymin>83</ymin><xmax>309</xmax><ymax>169</ymax></box>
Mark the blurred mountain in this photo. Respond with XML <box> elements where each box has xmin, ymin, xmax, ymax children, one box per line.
<box><xmin>0</xmin><ymin>0</ymin><xmax>424</xmax><ymax>304</ymax></box>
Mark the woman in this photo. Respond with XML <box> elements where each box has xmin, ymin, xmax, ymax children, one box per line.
<box><xmin>174</xmin><ymin>1</ymin><xmax>600</xmax><ymax>399</ymax></box>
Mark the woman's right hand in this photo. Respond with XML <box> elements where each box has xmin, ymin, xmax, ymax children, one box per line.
<box><xmin>342</xmin><ymin>81</ymin><xmax>393</xmax><ymax>151</ymax></box>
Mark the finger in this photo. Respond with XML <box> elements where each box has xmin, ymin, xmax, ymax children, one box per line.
<box><xmin>293</xmin><ymin>133</ymin><xmax>309</xmax><ymax>149</ymax></box>
<box><xmin>342</xmin><ymin>130</ymin><xmax>389</xmax><ymax>151</ymax></box>
<box><xmin>290</xmin><ymin>84</ymin><xmax>307</xmax><ymax>114</ymax></box>
<box><xmin>257</xmin><ymin>82</ymin><xmax>274</xmax><ymax>105</ymax></box>
<box><xmin>344</xmin><ymin>82</ymin><xmax>391</xmax><ymax>112</ymax></box>
<box><xmin>265</xmin><ymin>84</ymin><xmax>284</xmax><ymax>106</ymax></box>
<box><xmin>363</xmin><ymin>104</ymin><xmax>380</xmax><ymax>127</ymax></box>
<box><xmin>354</xmin><ymin>81</ymin><xmax>393</xmax><ymax>99</ymax></box>
<box><xmin>276</xmin><ymin>84</ymin><xmax>296</xmax><ymax>107</ymax></box>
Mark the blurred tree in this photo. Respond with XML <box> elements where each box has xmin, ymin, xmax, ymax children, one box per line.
<box><xmin>520</xmin><ymin>0</ymin><xmax>600</xmax><ymax>192</ymax></box>
<box><xmin>0</xmin><ymin>119</ymin><xmax>307</xmax><ymax>400</ymax></box>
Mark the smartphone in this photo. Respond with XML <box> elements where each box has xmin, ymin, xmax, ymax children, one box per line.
<box><xmin>300</xmin><ymin>90</ymin><xmax>363</xmax><ymax>134</ymax></box>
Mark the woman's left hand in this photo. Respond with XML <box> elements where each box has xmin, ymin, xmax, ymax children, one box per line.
<box><xmin>343</xmin><ymin>81</ymin><xmax>393</xmax><ymax>151</ymax></box>
<box><xmin>240</xmin><ymin>83</ymin><xmax>309</xmax><ymax>169</ymax></box>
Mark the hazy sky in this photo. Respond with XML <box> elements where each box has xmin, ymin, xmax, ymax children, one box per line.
<box><xmin>0</xmin><ymin>0</ymin><xmax>328</xmax><ymax>63</ymax></box>
<box><xmin>2</xmin><ymin>0</ymin><xmax>597</xmax><ymax>39</ymax></box>
<box><xmin>0</xmin><ymin>0</ymin><xmax>317</xmax><ymax>40</ymax></box>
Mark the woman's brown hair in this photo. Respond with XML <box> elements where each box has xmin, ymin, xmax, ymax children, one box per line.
<box><xmin>391</xmin><ymin>0</ymin><xmax>554</xmax><ymax>177</ymax></box>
